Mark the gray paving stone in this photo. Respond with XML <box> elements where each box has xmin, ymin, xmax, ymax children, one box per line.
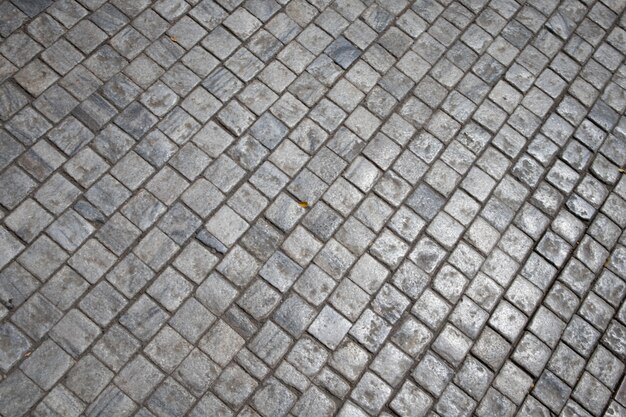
<box><xmin>351</xmin><ymin>371</ymin><xmax>392</xmax><ymax>415</ymax></box>
<box><xmin>602</xmin><ymin>320</ymin><xmax>626</xmax><ymax>360</ymax></box>
<box><xmin>92</xmin><ymin>324</ymin><xmax>140</xmax><ymax>372</ymax></box>
<box><xmin>133</xmin><ymin>228</ymin><xmax>179</xmax><ymax>270</ymax></box>
<box><xmin>293</xmin><ymin>385</ymin><xmax>336</xmax><ymax>416</ymax></box>
<box><xmin>435</xmin><ymin>383</ymin><xmax>476</xmax><ymax>417</ymax></box>
<box><xmin>562</xmin><ymin>315</ymin><xmax>601</xmax><ymax>358</ymax></box>
<box><xmin>432</xmin><ymin>323</ymin><xmax>472</xmax><ymax>366</ymax></box>
<box><xmin>275</xmin><ymin>360</ymin><xmax>308</xmax><ymax>392</ymax></box>
<box><xmin>412</xmin><ymin>350</ymin><xmax>453</xmax><ymax>396</ymax></box>
<box><xmin>505</xmin><ymin>276</ymin><xmax>542</xmax><ymax>316</ymax></box>
<box><xmin>59</xmin><ymin>65</ymin><xmax>102</xmax><ymax>101</ymax></box>
<box><xmin>157</xmin><ymin>108</ymin><xmax>199</xmax><ymax>149</ymax></box>
<box><xmin>119</xmin><ymin>295</ymin><xmax>169</xmax><ymax>342</ymax></box>
<box><xmin>157</xmin><ymin>202</ymin><xmax>202</xmax><ymax>245</ymax></box>
<box><xmin>200</xmin><ymin>25</ymin><xmax>238</xmax><ymax>59</ymax></box>
<box><xmin>260</xmin><ymin>251</ymin><xmax>303</xmax><ymax>292</ymax></box>
<box><xmin>89</xmin><ymin>2</ymin><xmax>128</xmax><ymax>32</ymax></box>
<box><xmin>302</xmin><ymin>201</ymin><xmax>342</xmax><ymax>240</ymax></box>
<box><xmin>249</xmin><ymin>321</ymin><xmax>292</xmax><ymax>367</ymax></box>
<box><xmin>256</xmin><ymin>62</ymin><xmax>292</xmax><ymax>95</ymax></box>
<box><xmin>281</xmin><ymin>226</ymin><xmax>322</xmax><ymax>267</ymax></box>
<box><xmin>32</xmin><ymin>384</ymin><xmax>85</xmax><ymax>417</ymax></box>
<box><xmin>277</xmin><ymin>40</ymin><xmax>314</xmax><ymax>75</ymax></box>
<box><xmin>216</xmin><ymin>245</ymin><xmax>261</xmax><ymax>287</ymax></box>
<box><xmin>0</xmin><ymin>3</ymin><xmax>623</xmax><ymax>415</ymax></box>
<box><xmin>97</xmin><ymin>214</ymin><xmax>141</xmax><ymax>256</ymax></box>
<box><xmin>85</xmin><ymin>385</ymin><xmax>136</xmax><ymax>417</ymax></box>
<box><xmin>147</xmin><ymin>377</ymin><xmax>195</xmax><ymax>417</ymax></box>
<box><xmin>238</xmin><ymin>280</ymin><xmax>281</xmax><ymax>320</ymax></box>
<box><xmin>472</xmin><ymin>326</ymin><xmax>511</xmax><ymax>371</ymax></box>
<box><xmin>587</xmin><ymin>345</ymin><xmax>624</xmax><ymax>389</ymax></box>
<box><xmin>512</xmin><ymin>332</ymin><xmax>551</xmax><ymax>378</ymax></box>
<box><xmin>0</xmin><ymin>166</ymin><xmax>35</xmax><ymax>211</ymax></box>
<box><xmin>0</xmin><ymin>322</ymin><xmax>31</xmax><ymax>372</ymax></box>
<box><xmin>189</xmin><ymin>392</ymin><xmax>232</xmax><ymax>417</ymax></box>
<box><xmin>371</xmin><ymin>282</ymin><xmax>410</xmax><ymax>323</ymax></box>
<box><xmin>488</xmin><ymin>300</ymin><xmax>527</xmax><ymax>343</ymax></box>
<box><xmin>516</xmin><ymin>395</ymin><xmax>552</xmax><ymax>417</ymax></box>
<box><xmin>196</xmin><ymin>319</ymin><xmax>243</xmax><ymax>367</ymax></box>
<box><xmin>92</xmin><ymin>124</ymin><xmax>135</xmax><ymax>163</ymax></box>
<box><xmin>13</xmin><ymin>59</ymin><xmax>58</xmax><ymax>98</ymax></box>
<box><xmin>64</xmin><ymin>354</ymin><xmax>113</xmax><ymax>403</ymax></box>
<box><xmin>328</xmin><ymin>340</ymin><xmax>368</xmax><ymax>384</ymax></box>
<box><xmin>6</xmin><ymin>107</ymin><xmax>52</xmax><ymax>147</ymax></box>
<box><xmin>100</xmin><ymin>75</ymin><xmax>140</xmax><ymax>110</ymax></box>
<box><xmin>84</xmin><ymin>173</ymin><xmax>131</xmax><ymax>217</ymax></box>
<box><xmin>47</xmin><ymin>209</ymin><xmax>95</xmax><ymax>251</ymax></box>
<box><xmin>20</xmin><ymin>339</ymin><xmax>73</xmax><ymax>390</ymax></box>
<box><xmin>348</xmin><ymin>308</ymin><xmax>390</xmax><ymax>352</ymax></box>
<box><xmin>476</xmin><ymin>388</ymin><xmax>516</xmax><ymax>417</ymax></box>
<box><xmin>125</xmin><ymin>52</ymin><xmax>167</xmax><ymax>86</ymax></box>
<box><xmin>0</xmin><ymin>3</ymin><xmax>27</xmax><ymax>36</ymax></box>
<box><xmin>11</xmin><ymin>292</ymin><xmax>62</xmax><ymax>342</ymax></box>
<box><xmin>337</xmin><ymin>401</ymin><xmax>369</xmax><ymax>417</ymax></box>
<box><xmin>293</xmin><ymin>263</ymin><xmax>335</xmax><ymax>306</ymax></box>
<box><xmin>572</xmin><ymin>372</ymin><xmax>612</xmax><ymax>416</ymax></box>
<box><xmin>0</xmin><ymin>130</ymin><xmax>24</xmax><ymax>173</ymax></box>
<box><xmin>0</xmin><ymin>82</ymin><xmax>30</xmax><ymax>123</ymax></box>
<box><xmin>0</xmin><ymin>262</ymin><xmax>38</xmax><ymax>312</ymax></box>
<box><xmin>251</xmin><ymin>377</ymin><xmax>296</xmax><ymax>417</ymax></box>
<box><xmin>390</xmin><ymin>381</ymin><xmax>432</xmax><ymax>417</ymax></box>
<box><xmin>308</xmin><ymin>305</ymin><xmax>352</xmax><ymax>349</ymax></box>
<box><xmin>146</xmin><ymin>267</ymin><xmax>192</xmax><ymax>312</ymax></box>
<box><xmin>6</xmin><ymin>199</ymin><xmax>53</xmax><ymax>243</ymax></box>
<box><xmin>547</xmin><ymin>342</ymin><xmax>585</xmax><ymax>389</ymax></box>
<box><xmin>121</xmin><ymin>191</ymin><xmax>165</xmax><ymax>232</ymax></box>
<box><xmin>248</xmin><ymin>27</ymin><xmax>281</xmax><ymax>61</ymax></box>
<box><xmin>49</xmin><ymin>308</ymin><xmax>100</xmax><ymax>358</ymax></box>
<box><xmin>493</xmin><ymin>361</ymin><xmax>533</xmax><ymax>405</ymax></box>
<box><xmin>0</xmin><ymin>370</ymin><xmax>44</xmax><ymax>417</ymax></box>
<box><xmin>144</xmin><ymin>326</ymin><xmax>192</xmax><ymax>374</ymax></box>
<box><xmin>454</xmin><ymin>355</ymin><xmax>493</xmax><ymax>401</ymax></box>
<box><xmin>73</xmin><ymin>93</ymin><xmax>118</xmax><ymax>132</ymax></box>
<box><xmin>79</xmin><ymin>281</ymin><xmax>127</xmax><ymax>326</ymax></box>
<box><xmin>593</xmin><ymin>269</ymin><xmax>626</xmax><ymax>308</ymax></box>
<box><xmin>411</xmin><ymin>289</ymin><xmax>451</xmax><ymax>330</ymax></box>
<box><xmin>205</xmin><ymin>155</ymin><xmax>246</xmax><ymax>194</ymax></box>
<box><xmin>214</xmin><ymin>364</ymin><xmax>259</xmax><ymax>407</ymax></box>
<box><xmin>181</xmin><ymin>179</ymin><xmax>224</xmax><ymax>219</ymax></box>
<box><xmin>115</xmin><ymin>101</ymin><xmax>158</xmax><ymax>140</ymax></box>
<box><xmin>17</xmin><ymin>235</ymin><xmax>68</xmax><ymax>281</ymax></box>
<box><xmin>65</xmin><ymin>148</ymin><xmax>109</xmax><ymax>187</ymax></box>
<box><xmin>432</xmin><ymin>264</ymin><xmax>467</xmax><ymax>305</ymax></box>
<box><xmin>579</xmin><ymin>292</ymin><xmax>614</xmax><ymax>331</ymax></box>
<box><xmin>285</xmin><ymin>336</ymin><xmax>326</xmax><ymax>379</ymax></box>
<box><xmin>273</xmin><ymin>294</ymin><xmax>316</xmax><ymax>336</ymax></box>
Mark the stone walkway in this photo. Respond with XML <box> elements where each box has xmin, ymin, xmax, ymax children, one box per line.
<box><xmin>0</xmin><ymin>0</ymin><xmax>626</xmax><ymax>416</ymax></box>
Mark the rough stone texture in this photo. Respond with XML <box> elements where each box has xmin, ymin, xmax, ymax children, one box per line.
<box><xmin>1</xmin><ymin>1</ymin><xmax>626</xmax><ymax>416</ymax></box>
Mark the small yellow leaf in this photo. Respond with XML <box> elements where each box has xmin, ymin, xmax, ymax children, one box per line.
<box><xmin>170</xmin><ymin>36</ymin><xmax>178</xmax><ymax>43</ymax></box>
<box><xmin>24</xmin><ymin>351</ymin><xmax>31</xmax><ymax>358</ymax></box>
<box><xmin>619</xmin><ymin>168</ymin><xmax>626</xmax><ymax>174</ymax></box>
<box><xmin>298</xmin><ymin>201</ymin><xmax>309</xmax><ymax>208</ymax></box>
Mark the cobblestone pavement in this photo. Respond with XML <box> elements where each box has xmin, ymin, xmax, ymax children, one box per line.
<box><xmin>1</xmin><ymin>0</ymin><xmax>626</xmax><ymax>416</ymax></box>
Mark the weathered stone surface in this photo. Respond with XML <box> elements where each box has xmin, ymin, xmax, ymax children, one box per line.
<box><xmin>0</xmin><ymin>3</ymin><xmax>623</xmax><ymax>417</ymax></box>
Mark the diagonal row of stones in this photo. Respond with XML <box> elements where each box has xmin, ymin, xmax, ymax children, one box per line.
<box><xmin>0</xmin><ymin>0</ymin><xmax>625</xmax><ymax>416</ymax></box>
